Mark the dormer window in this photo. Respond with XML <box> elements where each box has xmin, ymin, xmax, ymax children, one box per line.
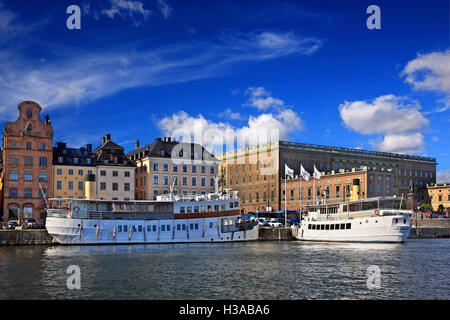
<box><xmin>58</xmin><ymin>157</ymin><xmax>63</xmax><ymax>163</ymax></box>
<box><xmin>73</xmin><ymin>158</ymin><xmax>78</xmax><ymax>164</ymax></box>
<box><xmin>160</xmin><ymin>149</ymin><xmax>165</xmax><ymax>156</ymax></box>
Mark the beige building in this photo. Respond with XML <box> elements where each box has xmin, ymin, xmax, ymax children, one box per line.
<box><xmin>217</xmin><ymin>140</ymin><xmax>437</xmax><ymax>213</ymax></box>
<box><xmin>128</xmin><ymin>137</ymin><xmax>220</xmax><ymax>200</ymax></box>
<box><xmin>419</xmin><ymin>183</ymin><xmax>450</xmax><ymax>211</ymax></box>
<box><xmin>53</xmin><ymin>142</ymin><xmax>96</xmax><ymax>199</ymax></box>
<box><xmin>92</xmin><ymin>134</ymin><xmax>136</xmax><ymax>201</ymax></box>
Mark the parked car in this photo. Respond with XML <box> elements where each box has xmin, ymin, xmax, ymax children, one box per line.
<box><xmin>7</xmin><ymin>220</ymin><xmax>19</xmax><ymax>229</ymax></box>
<box><xmin>24</xmin><ymin>218</ymin><xmax>44</xmax><ymax>229</ymax></box>
<box><xmin>267</xmin><ymin>218</ymin><xmax>283</xmax><ymax>228</ymax></box>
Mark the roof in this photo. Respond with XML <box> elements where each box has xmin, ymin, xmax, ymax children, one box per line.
<box><xmin>94</xmin><ymin>136</ymin><xmax>135</xmax><ymax>167</ymax></box>
<box><xmin>127</xmin><ymin>137</ymin><xmax>217</xmax><ymax>162</ymax></box>
<box><xmin>53</xmin><ymin>142</ymin><xmax>96</xmax><ymax>166</ymax></box>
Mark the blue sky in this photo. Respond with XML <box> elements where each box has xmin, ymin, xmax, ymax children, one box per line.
<box><xmin>0</xmin><ymin>0</ymin><xmax>449</xmax><ymax>180</ymax></box>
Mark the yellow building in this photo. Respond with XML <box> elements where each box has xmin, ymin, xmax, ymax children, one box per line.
<box><xmin>421</xmin><ymin>183</ymin><xmax>450</xmax><ymax>211</ymax></box>
<box><xmin>53</xmin><ymin>142</ymin><xmax>96</xmax><ymax>199</ymax></box>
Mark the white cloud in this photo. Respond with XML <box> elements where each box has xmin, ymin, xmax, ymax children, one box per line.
<box><xmin>219</xmin><ymin>108</ymin><xmax>242</xmax><ymax>120</ymax></box>
<box><xmin>401</xmin><ymin>50</ymin><xmax>450</xmax><ymax>111</ymax></box>
<box><xmin>339</xmin><ymin>94</ymin><xmax>429</xmax><ymax>154</ymax></box>
<box><xmin>157</xmin><ymin>0</ymin><xmax>172</xmax><ymax>19</ymax></box>
<box><xmin>102</xmin><ymin>0</ymin><xmax>151</xmax><ymax>24</ymax></box>
<box><xmin>0</xmin><ymin>30</ymin><xmax>321</xmax><ymax>120</ymax></box>
<box><xmin>437</xmin><ymin>169</ymin><xmax>450</xmax><ymax>184</ymax></box>
<box><xmin>0</xmin><ymin>5</ymin><xmax>46</xmax><ymax>44</ymax></box>
<box><xmin>244</xmin><ymin>87</ymin><xmax>285</xmax><ymax>110</ymax></box>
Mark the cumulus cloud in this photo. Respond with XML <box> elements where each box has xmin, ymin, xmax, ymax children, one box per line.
<box><xmin>401</xmin><ymin>50</ymin><xmax>450</xmax><ymax>111</ymax></box>
<box><xmin>339</xmin><ymin>94</ymin><xmax>429</xmax><ymax>154</ymax></box>
<box><xmin>437</xmin><ymin>169</ymin><xmax>450</xmax><ymax>184</ymax></box>
<box><xmin>244</xmin><ymin>87</ymin><xmax>285</xmax><ymax>110</ymax></box>
<box><xmin>218</xmin><ymin>108</ymin><xmax>242</xmax><ymax>120</ymax></box>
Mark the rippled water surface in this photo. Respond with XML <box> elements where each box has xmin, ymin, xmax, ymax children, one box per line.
<box><xmin>0</xmin><ymin>239</ymin><xmax>449</xmax><ymax>299</ymax></box>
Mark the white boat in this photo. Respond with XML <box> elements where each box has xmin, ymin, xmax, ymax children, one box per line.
<box><xmin>45</xmin><ymin>190</ymin><xmax>259</xmax><ymax>245</ymax></box>
<box><xmin>291</xmin><ymin>196</ymin><xmax>411</xmax><ymax>243</ymax></box>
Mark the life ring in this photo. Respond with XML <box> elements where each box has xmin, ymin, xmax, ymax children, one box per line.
<box><xmin>73</xmin><ymin>206</ymin><xmax>80</xmax><ymax>212</ymax></box>
<box><xmin>374</xmin><ymin>209</ymin><xmax>379</xmax><ymax>216</ymax></box>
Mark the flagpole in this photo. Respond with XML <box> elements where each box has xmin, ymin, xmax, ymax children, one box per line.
<box><xmin>285</xmin><ymin>172</ymin><xmax>287</xmax><ymax>227</ymax></box>
<box><xmin>300</xmin><ymin>178</ymin><xmax>302</xmax><ymax>219</ymax></box>
<box><xmin>313</xmin><ymin>175</ymin><xmax>316</xmax><ymax>205</ymax></box>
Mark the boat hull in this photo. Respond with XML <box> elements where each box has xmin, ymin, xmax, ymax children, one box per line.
<box><xmin>291</xmin><ymin>215</ymin><xmax>410</xmax><ymax>243</ymax></box>
<box><xmin>45</xmin><ymin>216</ymin><xmax>259</xmax><ymax>245</ymax></box>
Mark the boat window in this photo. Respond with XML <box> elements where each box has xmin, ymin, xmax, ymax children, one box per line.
<box><xmin>209</xmin><ymin>222</ymin><xmax>213</xmax><ymax>228</ymax></box>
<box><xmin>346</xmin><ymin>223</ymin><xmax>351</xmax><ymax>229</ymax></box>
<box><xmin>403</xmin><ymin>219</ymin><xmax>406</xmax><ymax>224</ymax></box>
<box><xmin>138</xmin><ymin>225</ymin><xmax>142</xmax><ymax>232</ymax></box>
<box><xmin>190</xmin><ymin>223</ymin><xmax>194</xmax><ymax>230</ymax></box>
<box><xmin>335</xmin><ymin>224</ymin><xmax>340</xmax><ymax>230</ymax></box>
<box><xmin>312</xmin><ymin>224</ymin><xmax>316</xmax><ymax>230</ymax></box>
<box><xmin>221</xmin><ymin>204</ymin><xmax>226</xmax><ymax>211</ymax></box>
<box><xmin>308</xmin><ymin>224</ymin><xmax>311</xmax><ymax>229</ymax></box>
<box><xmin>177</xmin><ymin>224</ymin><xmax>181</xmax><ymax>231</ymax></box>
<box><xmin>147</xmin><ymin>225</ymin><xmax>151</xmax><ymax>232</ymax></box>
<box><xmin>182</xmin><ymin>224</ymin><xmax>186</xmax><ymax>230</ymax></box>
<box><xmin>152</xmin><ymin>225</ymin><xmax>156</xmax><ymax>232</ymax></box>
<box><xmin>132</xmin><ymin>225</ymin><xmax>136</xmax><ymax>232</ymax></box>
<box><xmin>194</xmin><ymin>206</ymin><xmax>199</xmax><ymax>213</ymax></box>
<box><xmin>118</xmin><ymin>225</ymin><xmax>122</xmax><ymax>232</ymax></box>
<box><xmin>321</xmin><ymin>225</ymin><xmax>325</xmax><ymax>230</ymax></box>
<box><xmin>330</xmin><ymin>224</ymin><xmax>335</xmax><ymax>230</ymax></box>
<box><xmin>214</xmin><ymin>205</ymin><xmax>219</xmax><ymax>211</ymax></box>
<box><xmin>394</xmin><ymin>218</ymin><xmax>398</xmax><ymax>224</ymax></box>
<box><xmin>234</xmin><ymin>201</ymin><xmax>239</xmax><ymax>208</ymax></box>
<box><xmin>343</xmin><ymin>205</ymin><xmax>347</xmax><ymax>212</ymax></box>
<box><xmin>187</xmin><ymin>206</ymin><xmax>192</xmax><ymax>213</ymax></box>
<box><xmin>208</xmin><ymin>205</ymin><xmax>212</xmax><ymax>212</ymax></box>
<box><xmin>124</xmin><ymin>225</ymin><xmax>128</xmax><ymax>232</ymax></box>
<box><xmin>341</xmin><ymin>223</ymin><xmax>345</xmax><ymax>229</ymax></box>
<box><xmin>201</xmin><ymin>206</ymin><xmax>206</xmax><ymax>212</ymax></box>
<box><xmin>180</xmin><ymin>207</ymin><xmax>185</xmax><ymax>213</ymax></box>
<box><xmin>195</xmin><ymin>223</ymin><xmax>199</xmax><ymax>230</ymax></box>
<box><xmin>161</xmin><ymin>225</ymin><xmax>165</xmax><ymax>231</ymax></box>
<box><xmin>325</xmin><ymin>224</ymin><xmax>330</xmax><ymax>230</ymax></box>
<box><xmin>230</xmin><ymin>202</ymin><xmax>233</xmax><ymax>208</ymax></box>
<box><xmin>167</xmin><ymin>225</ymin><xmax>171</xmax><ymax>231</ymax></box>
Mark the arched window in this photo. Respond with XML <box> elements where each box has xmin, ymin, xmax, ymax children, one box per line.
<box><xmin>8</xmin><ymin>204</ymin><xmax>20</xmax><ymax>220</ymax></box>
<box><xmin>23</xmin><ymin>205</ymin><xmax>33</xmax><ymax>218</ymax></box>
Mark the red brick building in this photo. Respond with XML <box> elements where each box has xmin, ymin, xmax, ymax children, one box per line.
<box><xmin>2</xmin><ymin>101</ymin><xmax>53</xmax><ymax>222</ymax></box>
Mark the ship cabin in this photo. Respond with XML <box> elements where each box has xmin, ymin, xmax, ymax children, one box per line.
<box><xmin>305</xmin><ymin>196</ymin><xmax>410</xmax><ymax>221</ymax></box>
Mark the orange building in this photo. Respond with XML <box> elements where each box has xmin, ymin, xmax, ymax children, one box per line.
<box><xmin>2</xmin><ymin>101</ymin><xmax>53</xmax><ymax>222</ymax></box>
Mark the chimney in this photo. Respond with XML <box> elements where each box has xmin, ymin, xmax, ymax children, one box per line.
<box><xmin>86</xmin><ymin>144</ymin><xmax>92</xmax><ymax>152</ymax></box>
<box><xmin>106</xmin><ymin>134</ymin><xmax>111</xmax><ymax>141</ymax></box>
<box><xmin>135</xmin><ymin>139</ymin><xmax>140</xmax><ymax>149</ymax></box>
<box><xmin>101</xmin><ymin>136</ymin><xmax>105</xmax><ymax>145</ymax></box>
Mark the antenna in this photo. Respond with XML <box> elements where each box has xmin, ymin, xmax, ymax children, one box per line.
<box><xmin>39</xmin><ymin>183</ymin><xmax>49</xmax><ymax>209</ymax></box>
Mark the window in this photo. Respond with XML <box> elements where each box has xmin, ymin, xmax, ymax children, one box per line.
<box><xmin>183</xmin><ymin>165</ymin><xmax>187</xmax><ymax>173</ymax></box>
<box><xmin>9</xmin><ymin>156</ymin><xmax>19</xmax><ymax>165</ymax></box>
<box><xmin>100</xmin><ymin>182</ymin><xmax>106</xmax><ymax>190</ymax></box>
<box><xmin>78</xmin><ymin>169</ymin><xmax>84</xmax><ymax>176</ymax></box>
<box><xmin>160</xmin><ymin>149</ymin><xmax>165</xmax><ymax>156</ymax></box>
<box><xmin>172</xmin><ymin>176</ymin><xmax>178</xmax><ymax>185</ymax></box>
<box><xmin>68</xmin><ymin>169</ymin><xmax>74</xmax><ymax>175</ymax></box>
<box><xmin>39</xmin><ymin>172</ymin><xmax>47</xmax><ymax>182</ymax></box>
<box><xmin>210</xmin><ymin>166</ymin><xmax>215</xmax><ymax>174</ymax></box>
<box><xmin>161</xmin><ymin>225</ymin><xmax>165</xmax><ymax>231</ymax></box>
<box><xmin>27</xmin><ymin>111</ymin><xmax>32</xmax><ymax>118</ymax></box>
<box><xmin>39</xmin><ymin>157</ymin><xmax>47</xmax><ymax>167</ymax></box>
<box><xmin>57</xmin><ymin>181</ymin><xmax>62</xmax><ymax>190</ymax></box>
<box><xmin>86</xmin><ymin>158</ymin><xmax>91</xmax><ymax>165</ymax></box>
<box><xmin>26</xmin><ymin>142</ymin><xmax>32</xmax><ymax>150</ymax></box>
<box><xmin>192</xmin><ymin>165</ymin><xmax>197</xmax><ymax>173</ymax></box>
<box><xmin>201</xmin><ymin>166</ymin><xmax>206</xmax><ymax>173</ymax></box>
<box><xmin>112</xmin><ymin>183</ymin><xmax>118</xmax><ymax>191</ymax></box>
<box><xmin>39</xmin><ymin>188</ymin><xmax>47</xmax><ymax>198</ymax></box>
<box><xmin>9</xmin><ymin>171</ymin><xmax>18</xmax><ymax>181</ymax></box>
<box><xmin>210</xmin><ymin>178</ymin><xmax>215</xmax><ymax>187</ymax></box>
<box><xmin>9</xmin><ymin>188</ymin><xmax>18</xmax><ymax>198</ymax></box>
<box><xmin>73</xmin><ymin>158</ymin><xmax>78</xmax><ymax>164</ymax></box>
<box><xmin>173</xmin><ymin>164</ymin><xmax>178</xmax><ymax>172</ymax></box>
<box><xmin>163</xmin><ymin>163</ymin><xmax>168</xmax><ymax>172</ymax></box>
<box><xmin>58</xmin><ymin>157</ymin><xmax>63</xmax><ymax>163</ymax></box>
<box><xmin>201</xmin><ymin>177</ymin><xmax>206</xmax><ymax>186</ymax></box>
<box><xmin>124</xmin><ymin>171</ymin><xmax>130</xmax><ymax>177</ymax></box>
<box><xmin>163</xmin><ymin>175</ymin><xmax>169</xmax><ymax>185</ymax></box>
<box><xmin>24</xmin><ymin>156</ymin><xmax>33</xmax><ymax>166</ymax></box>
<box><xmin>68</xmin><ymin>181</ymin><xmax>74</xmax><ymax>190</ymax></box>
<box><xmin>24</xmin><ymin>188</ymin><xmax>32</xmax><ymax>198</ymax></box>
<box><xmin>57</xmin><ymin>168</ymin><xmax>62</xmax><ymax>175</ymax></box>
<box><xmin>124</xmin><ymin>183</ymin><xmax>130</xmax><ymax>191</ymax></box>
<box><xmin>24</xmin><ymin>171</ymin><xmax>33</xmax><ymax>181</ymax></box>
<box><xmin>153</xmin><ymin>175</ymin><xmax>159</xmax><ymax>185</ymax></box>
<box><xmin>182</xmin><ymin>176</ymin><xmax>187</xmax><ymax>186</ymax></box>
<box><xmin>346</xmin><ymin>223</ymin><xmax>351</xmax><ymax>229</ymax></box>
<box><xmin>113</xmin><ymin>171</ymin><xmax>118</xmax><ymax>177</ymax></box>
<box><xmin>192</xmin><ymin>177</ymin><xmax>197</xmax><ymax>186</ymax></box>
<box><xmin>153</xmin><ymin>163</ymin><xmax>159</xmax><ymax>171</ymax></box>
<box><xmin>78</xmin><ymin>181</ymin><xmax>83</xmax><ymax>191</ymax></box>
<box><xmin>101</xmin><ymin>170</ymin><xmax>106</xmax><ymax>176</ymax></box>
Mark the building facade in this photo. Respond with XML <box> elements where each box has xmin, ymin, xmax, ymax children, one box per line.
<box><xmin>2</xmin><ymin>101</ymin><xmax>53</xmax><ymax>221</ymax></box>
<box><xmin>53</xmin><ymin>142</ymin><xmax>96</xmax><ymax>199</ymax></box>
<box><xmin>217</xmin><ymin>141</ymin><xmax>437</xmax><ymax>213</ymax></box>
<box><xmin>93</xmin><ymin>134</ymin><xmax>136</xmax><ymax>201</ymax></box>
<box><xmin>419</xmin><ymin>183</ymin><xmax>450</xmax><ymax>211</ymax></box>
<box><xmin>128</xmin><ymin>137</ymin><xmax>220</xmax><ymax>200</ymax></box>
<box><xmin>281</xmin><ymin>167</ymin><xmax>395</xmax><ymax>211</ymax></box>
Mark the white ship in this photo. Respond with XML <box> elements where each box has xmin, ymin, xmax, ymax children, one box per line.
<box><xmin>45</xmin><ymin>190</ymin><xmax>259</xmax><ymax>245</ymax></box>
<box><xmin>291</xmin><ymin>196</ymin><xmax>411</xmax><ymax>243</ymax></box>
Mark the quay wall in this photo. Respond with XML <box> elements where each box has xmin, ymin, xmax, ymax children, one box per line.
<box><xmin>0</xmin><ymin>230</ymin><xmax>54</xmax><ymax>245</ymax></box>
<box><xmin>409</xmin><ymin>218</ymin><xmax>450</xmax><ymax>238</ymax></box>
<box><xmin>259</xmin><ymin>227</ymin><xmax>295</xmax><ymax>241</ymax></box>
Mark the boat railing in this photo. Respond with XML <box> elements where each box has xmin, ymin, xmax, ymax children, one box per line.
<box><xmin>46</xmin><ymin>209</ymin><xmax>174</xmax><ymax>220</ymax></box>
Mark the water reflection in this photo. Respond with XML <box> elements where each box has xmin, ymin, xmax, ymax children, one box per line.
<box><xmin>0</xmin><ymin>239</ymin><xmax>448</xmax><ymax>300</ymax></box>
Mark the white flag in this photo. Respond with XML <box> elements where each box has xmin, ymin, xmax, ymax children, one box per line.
<box><xmin>285</xmin><ymin>163</ymin><xmax>294</xmax><ymax>178</ymax></box>
<box><xmin>300</xmin><ymin>164</ymin><xmax>310</xmax><ymax>181</ymax></box>
<box><xmin>313</xmin><ymin>165</ymin><xmax>321</xmax><ymax>180</ymax></box>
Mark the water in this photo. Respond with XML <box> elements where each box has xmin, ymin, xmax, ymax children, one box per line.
<box><xmin>0</xmin><ymin>239</ymin><xmax>448</xmax><ymax>300</ymax></box>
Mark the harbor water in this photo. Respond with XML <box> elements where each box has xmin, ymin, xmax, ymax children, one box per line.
<box><xmin>0</xmin><ymin>239</ymin><xmax>448</xmax><ymax>300</ymax></box>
